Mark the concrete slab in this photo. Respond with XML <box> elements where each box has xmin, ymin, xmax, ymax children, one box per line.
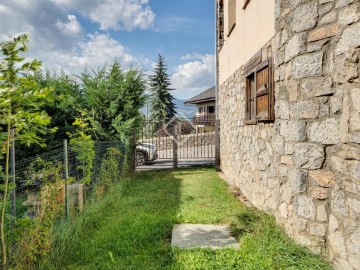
<box><xmin>136</xmin><ymin>159</ymin><xmax>214</xmax><ymax>171</ymax></box>
<box><xmin>171</xmin><ymin>224</ymin><xmax>240</xmax><ymax>250</ymax></box>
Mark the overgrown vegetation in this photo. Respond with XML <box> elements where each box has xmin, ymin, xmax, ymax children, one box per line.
<box><xmin>0</xmin><ymin>35</ymin><xmax>146</xmax><ymax>269</ymax></box>
<box><xmin>10</xmin><ymin>161</ymin><xmax>65</xmax><ymax>269</ymax></box>
<box><xmin>0</xmin><ymin>34</ymin><xmax>53</xmax><ymax>267</ymax></box>
<box><xmin>38</xmin><ymin>168</ymin><xmax>331</xmax><ymax>270</ymax></box>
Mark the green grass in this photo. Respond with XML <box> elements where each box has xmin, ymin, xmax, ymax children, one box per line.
<box><xmin>38</xmin><ymin>167</ymin><xmax>331</xmax><ymax>270</ymax></box>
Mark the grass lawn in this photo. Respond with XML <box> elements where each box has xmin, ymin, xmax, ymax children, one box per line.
<box><xmin>39</xmin><ymin>167</ymin><xmax>331</xmax><ymax>270</ymax></box>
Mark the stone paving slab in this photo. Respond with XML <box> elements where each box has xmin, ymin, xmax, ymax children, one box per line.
<box><xmin>171</xmin><ymin>224</ymin><xmax>240</xmax><ymax>250</ymax></box>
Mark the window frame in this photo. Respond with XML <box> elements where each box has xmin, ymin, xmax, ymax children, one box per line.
<box><xmin>244</xmin><ymin>58</ymin><xmax>274</xmax><ymax>125</ymax></box>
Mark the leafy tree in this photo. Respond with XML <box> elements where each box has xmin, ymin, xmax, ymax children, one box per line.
<box><xmin>81</xmin><ymin>62</ymin><xmax>146</xmax><ymax>141</ymax></box>
<box><xmin>35</xmin><ymin>70</ymin><xmax>82</xmax><ymax>148</ymax></box>
<box><xmin>68</xmin><ymin>111</ymin><xmax>95</xmax><ymax>184</ymax></box>
<box><xmin>0</xmin><ymin>34</ymin><xmax>52</xmax><ymax>268</ymax></box>
<box><xmin>148</xmin><ymin>54</ymin><xmax>176</xmax><ymax>125</ymax></box>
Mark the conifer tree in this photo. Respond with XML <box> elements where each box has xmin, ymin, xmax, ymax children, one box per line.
<box><xmin>148</xmin><ymin>54</ymin><xmax>176</xmax><ymax>124</ymax></box>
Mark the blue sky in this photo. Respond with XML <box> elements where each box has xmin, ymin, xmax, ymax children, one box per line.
<box><xmin>0</xmin><ymin>0</ymin><xmax>216</xmax><ymax>99</ymax></box>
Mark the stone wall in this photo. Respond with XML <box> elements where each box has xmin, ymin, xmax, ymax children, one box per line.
<box><xmin>144</xmin><ymin>132</ymin><xmax>215</xmax><ymax>150</ymax></box>
<box><xmin>218</xmin><ymin>0</ymin><xmax>360</xmax><ymax>269</ymax></box>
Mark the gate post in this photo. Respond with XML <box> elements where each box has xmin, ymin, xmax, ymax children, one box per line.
<box><xmin>215</xmin><ymin>119</ymin><xmax>221</xmax><ymax>171</ymax></box>
<box><xmin>173</xmin><ymin>124</ymin><xmax>178</xmax><ymax>169</ymax></box>
<box><xmin>10</xmin><ymin>128</ymin><xmax>16</xmax><ymax>218</ymax></box>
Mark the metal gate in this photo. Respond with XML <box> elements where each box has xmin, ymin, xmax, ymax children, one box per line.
<box><xmin>136</xmin><ymin>117</ymin><xmax>215</xmax><ymax>165</ymax></box>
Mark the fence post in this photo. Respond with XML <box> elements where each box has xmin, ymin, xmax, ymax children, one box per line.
<box><xmin>64</xmin><ymin>140</ymin><xmax>70</xmax><ymax>221</ymax></box>
<box><xmin>215</xmin><ymin>119</ymin><xmax>221</xmax><ymax>171</ymax></box>
<box><xmin>173</xmin><ymin>124</ymin><xmax>178</xmax><ymax>169</ymax></box>
<box><xmin>10</xmin><ymin>128</ymin><xmax>16</xmax><ymax>218</ymax></box>
<box><xmin>130</xmin><ymin>131</ymin><xmax>136</xmax><ymax>174</ymax></box>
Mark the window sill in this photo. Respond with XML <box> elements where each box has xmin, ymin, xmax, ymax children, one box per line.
<box><xmin>244</xmin><ymin>119</ymin><xmax>257</xmax><ymax>125</ymax></box>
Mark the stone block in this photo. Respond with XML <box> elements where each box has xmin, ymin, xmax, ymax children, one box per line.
<box><xmin>308</xmin><ymin>24</ymin><xmax>338</xmax><ymax>42</ymax></box>
<box><xmin>285</xmin><ymin>33</ymin><xmax>306</xmax><ymax>62</ymax></box>
<box><xmin>307</xmin><ymin>40</ymin><xmax>329</xmax><ymax>53</ymax></box>
<box><xmin>331</xmin><ymin>156</ymin><xmax>349</xmax><ymax>175</ymax></box>
<box><xmin>346</xmin><ymin>228</ymin><xmax>360</xmax><ymax>269</ymax></box>
<box><xmin>275</xmin><ymin>100</ymin><xmax>290</xmax><ymax>119</ymax></box>
<box><xmin>345</xmin><ymin>181</ymin><xmax>360</xmax><ymax>195</ymax></box>
<box><xmin>292</xmin><ymin>2</ymin><xmax>318</xmax><ymax>33</ymax></box>
<box><xmin>336</xmin><ymin>22</ymin><xmax>360</xmax><ymax>55</ymax></box>
<box><xmin>316</xmin><ymin>204</ymin><xmax>328</xmax><ymax>222</ymax></box>
<box><xmin>285</xmin><ymin>143</ymin><xmax>294</xmax><ymax>155</ymax></box>
<box><xmin>350</xmin><ymin>112</ymin><xmax>360</xmax><ymax>132</ymax></box>
<box><xmin>319</xmin><ymin>2</ymin><xmax>333</xmax><ymax>16</ymax></box>
<box><xmin>328</xmin><ymin>231</ymin><xmax>347</xmax><ymax>259</ymax></box>
<box><xmin>331</xmin><ymin>188</ymin><xmax>348</xmax><ymax>215</ymax></box>
<box><xmin>308</xmin><ymin>222</ymin><xmax>327</xmax><ymax>237</ymax></box>
<box><xmin>349</xmin><ymin>160</ymin><xmax>360</xmax><ymax>182</ymax></box>
<box><xmin>319</xmin><ymin>11</ymin><xmax>337</xmax><ymax>25</ymax></box>
<box><xmin>319</xmin><ymin>105</ymin><xmax>330</xmax><ymax>118</ymax></box>
<box><xmin>351</xmin><ymin>88</ymin><xmax>360</xmax><ymax>112</ymax></box>
<box><xmin>292</xmin><ymin>52</ymin><xmax>323</xmax><ymax>79</ymax></box>
<box><xmin>281</xmin><ymin>155</ymin><xmax>294</xmax><ymax>165</ymax></box>
<box><xmin>328</xmin><ymin>214</ymin><xmax>339</xmax><ymax>234</ymax></box>
<box><xmin>347</xmin><ymin>198</ymin><xmax>360</xmax><ymax>214</ymax></box>
<box><xmin>294</xmin><ymin>143</ymin><xmax>324</xmax><ymax>169</ymax></box>
<box><xmin>339</xmin><ymin>4</ymin><xmax>360</xmax><ymax>26</ymax></box>
<box><xmin>280</xmin><ymin>121</ymin><xmax>306</xmax><ymax>142</ymax></box>
<box><xmin>309</xmin><ymin>187</ymin><xmax>328</xmax><ymax>200</ymax></box>
<box><xmin>308</xmin><ymin>118</ymin><xmax>341</xmax><ymax>145</ymax></box>
<box><xmin>301</xmin><ymin>77</ymin><xmax>333</xmax><ymax>98</ymax></box>
<box><xmin>309</xmin><ymin>170</ymin><xmax>336</xmax><ymax>187</ymax></box>
<box><xmin>273</xmin><ymin>135</ymin><xmax>285</xmax><ymax>154</ymax></box>
<box><xmin>289</xmin><ymin>168</ymin><xmax>307</xmax><ymax>193</ymax></box>
<box><xmin>287</xmin><ymin>80</ymin><xmax>299</xmax><ymax>102</ymax></box>
<box><xmin>296</xmin><ymin>195</ymin><xmax>316</xmax><ymax>220</ymax></box>
<box><xmin>290</xmin><ymin>101</ymin><xmax>320</xmax><ymax>119</ymax></box>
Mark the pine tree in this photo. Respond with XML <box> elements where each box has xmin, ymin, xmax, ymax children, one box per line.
<box><xmin>148</xmin><ymin>54</ymin><xmax>176</xmax><ymax>125</ymax></box>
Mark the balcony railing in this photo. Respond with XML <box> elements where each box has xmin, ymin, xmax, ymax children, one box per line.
<box><xmin>192</xmin><ymin>114</ymin><xmax>216</xmax><ymax>126</ymax></box>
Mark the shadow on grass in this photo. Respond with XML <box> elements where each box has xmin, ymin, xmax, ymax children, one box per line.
<box><xmin>230</xmin><ymin>210</ymin><xmax>262</xmax><ymax>239</ymax></box>
<box><xmin>39</xmin><ymin>169</ymin><xmax>184</xmax><ymax>270</ymax></box>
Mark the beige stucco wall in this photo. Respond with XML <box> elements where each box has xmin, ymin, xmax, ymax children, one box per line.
<box><xmin>219</xmin><ymin>0</ymin><xmax>275</xmax><ymax>84</ymax></box>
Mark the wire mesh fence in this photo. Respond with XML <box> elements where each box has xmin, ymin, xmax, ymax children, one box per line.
<box><xmin>2</xmin><ymin>140</ymin><xmax>127</xmax><ymax>266</ymax></box>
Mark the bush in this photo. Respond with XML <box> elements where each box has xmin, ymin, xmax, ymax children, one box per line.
<box><xmin>95</xmin><ymin>147</ymin><xmax>123</xmax><ymax>199</ymax></box>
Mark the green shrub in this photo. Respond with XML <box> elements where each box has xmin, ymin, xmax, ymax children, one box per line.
<box><xmin>95</xmin><ymin>147</ymin><xmax>123</xmax><ymax>199</ymax></box>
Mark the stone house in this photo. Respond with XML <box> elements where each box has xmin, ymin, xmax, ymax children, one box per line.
<box><xmin>185</xmin><ymin>86</ymin><xmax>216</xmax><ymax>133</ymax></box>
<box><xmin>216</xmin><ymin>0</ymin><xmax>360</xmax><ymax>269</ymax></box>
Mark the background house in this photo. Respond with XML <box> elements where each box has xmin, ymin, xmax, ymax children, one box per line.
<box><xmin>217</xmin><ymin>0</ymin><xmax>360</xmax><ymax>269</ymax></box>
<box><xmin>185</xmin><ymin>86</ymin><xmax>216</xmax><ymax>133</ymax></box>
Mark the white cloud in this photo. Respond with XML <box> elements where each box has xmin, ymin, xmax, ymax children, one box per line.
<box><xmin>171</xmin><ymin>54</ymin><xmax>215</xmax><ymax>99</ymax></box>
<box><xmin>0</xmin><ymin>0</ymin><xmax>149</xmax><ymax>75</ymax></box>
<box><xmin>56</xmin><ymin>15</ymin><xmax>82</xmax><ymax>35</ymax></box>
<box><xmin>35</xmin><ymin>33</ymin><xmax>147</xmax><ymax>75</ymax></box>
<box><xmin>51</xmin><ymin>0</ymin><xmax>156</xmax><ymax>31</ymax></box>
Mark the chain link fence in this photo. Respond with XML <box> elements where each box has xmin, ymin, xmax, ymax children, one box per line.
<box><xmin>2</xmin><ymin>140</ymin><xmax>127</xmax><ymax>267</ymax></box>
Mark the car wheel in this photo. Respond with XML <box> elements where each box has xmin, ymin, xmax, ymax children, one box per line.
<box><xmin>136</xmin><ymin>151</ymin><xmax>145</xmax><ymax>166</ymax></box>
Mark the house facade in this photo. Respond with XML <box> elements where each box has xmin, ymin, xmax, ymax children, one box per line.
<box><xmin>217</xmin><ymin>0</ymin><xmax>360</xmax><ymax>269</ymax></box>
<box><xmin>185</xmin><ymin>86</ymin><xmax>216</xmax><ymax>133</ymax></box>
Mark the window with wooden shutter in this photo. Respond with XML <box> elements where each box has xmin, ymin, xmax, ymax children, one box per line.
<box><xmin>228</xmin><ymin>0</ymin><xmax>236</xmax><ymax>36</ymax></box>
<box><xmin>245</xmin><ymin>58</ymin><xmax>274</xmax><ymax>124</ymax></box>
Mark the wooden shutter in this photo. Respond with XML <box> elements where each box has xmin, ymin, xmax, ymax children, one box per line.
<box><xmin>228</xmin><ymin>0</ymin><xmax>236</xmax><ymax>35</ymax></box>
<box><xmin>255</xmin><ymin>59</ymin><xmax>274</xmax><ymax>121</ymax></box>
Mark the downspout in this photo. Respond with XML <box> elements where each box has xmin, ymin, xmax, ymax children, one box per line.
<box><xmin>215</xmin><ymin>0</ymin><xmax>221</xmax><ymax>171</ymax></box>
